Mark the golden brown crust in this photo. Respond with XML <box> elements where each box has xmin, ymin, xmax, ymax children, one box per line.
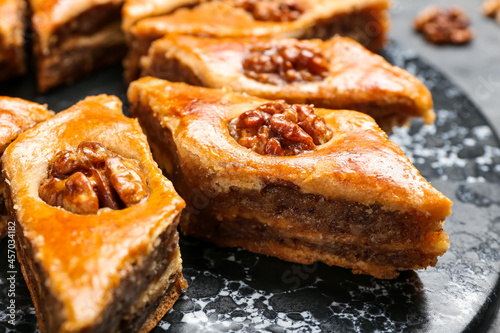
<box><xmin>122</xmin><ymin>0</ymin><xmax>203</xmax><ymax>32</ymax></box>
<box><xmin>125</xmin><ymin>0</ymin><xmax>390</xmax><ymax>81</ymax></box>
<box><xmin>0</xmin><ymin>97</ymin><xmax>52</xmax><ymax>239</ymax></box>
<box><xmin>0</xmin><ymin>0</ymin><xmax>27</xmax><ymax>81</ymax></box>
<box><xmin>3</xmin><ymin>94</ymin><xmax>185</xmax><ymax>331</ymax></box>
<box><xmin>142</xmin><ymin>35</ymin><xmax>435</xmax><ymax>131</ymax></box>
<box><xmin>128</xmin><ymin>77</ymin><xmax>452</xmax><ymax>279</ymax></box>
<box><xmin>0</xmin><ymin>97</ymin><xmax>54</xmax><ymax>153</ymax></box>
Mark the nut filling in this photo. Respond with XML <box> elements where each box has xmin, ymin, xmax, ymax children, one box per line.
<box><xmin>234</xmin><ymin>0</ymin><xmax>304</xmax><ymax>22</ymax></box>
<box><xmin>243</xmin><ymin>43</ymin><xmax>329</xmax><ymax>85</ymax></box>
<box><xmin>39</xmin><ymin>142</ymin><xmax>149</xmax><ymax>214</ymax></box>
<box><xmin>228</xmin><ymin>101</ymin><xmax>333</xmax><ymax>156</ymax></box>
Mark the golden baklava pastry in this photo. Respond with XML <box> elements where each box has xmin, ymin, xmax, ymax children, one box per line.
<box><xmin>122</xmin><ymin>0</ymin><xmax>206</xmax><ymax>32</ymax></box>
<box><xmin>0</xmin><ymin>97</ymin><xmax>53</xmax><ymax>238</ymax></box>
<box><xmin>29</xmin><ymin>0</ymin><xmax>126</xmax><ymax>92</ymax></box>
<box><xmin>0</xmin><ymin>0</ymin><xmax>27</xmax><ymax>81</ymax></box>
<box><xmin>2</xmin><ymin>95</ymin><xmax>187</xmax><ymax>332</ymax></box>
<box><xmin>128</xmin><ymin>77</ymin><xmax>452</xmax><ymax>280</ymax></box>
<box><xmin>142</xmin><ymin>35</ymin><xmax>435</xmax><ymax>131</ymax></box>
<box><xmin>125</xmin><ymin>0</ymin><xmax>390</xmax><ymax>81</ymax></box>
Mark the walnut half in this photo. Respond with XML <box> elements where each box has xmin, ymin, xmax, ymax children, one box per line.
<box><xmin>414</xmin><ymin>6</ymin><xmax>474</xmax><ymax>45</ymax></box>
<box><xmin>229</xmin><ymin>101</ymin><xmax>333</xmax><ymax>156</ymax></box>
<box><xmin>234</xmin><ymin>0</ymin><xmax>304</xmax><ymax>22</ymax></box>
<box><xmin>243</xmin><ymin>42</ymin><xmax>329</xmax><ymax>85</ymax></box>
<box><xmin>39</xmin><ymin>142</ymin><xmax>149</xmax><ymax>215</ymax></box>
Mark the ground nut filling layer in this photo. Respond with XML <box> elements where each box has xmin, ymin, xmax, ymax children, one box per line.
<box><xmin>233</xmin><ymin>0</ymin><xmax>304</xmax><ymax>22</ymax></box>
<box><xmin>228</xmin><ymin>101</ymin><xmax>332</xmax><ymax>156</ymax></box>
<box><xmin>39</xmin><ymin>141</ymin><xmax>149</xmax><ymax>214</ymax></box>
<box><xmin>243</xmin><ymin>42</ymin><xmax>329</xmax><ymax>85</ymax></box>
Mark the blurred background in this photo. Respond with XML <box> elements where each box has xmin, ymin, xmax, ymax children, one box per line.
<box><xmin>391</xmin><ymin>0</ymin><xmax>500</xmax><ymax>134</ymax></box>
<box><xmin>390</xmin><ymin>1</ymin><xmax>500</xmax><ymax>331</ymax></box>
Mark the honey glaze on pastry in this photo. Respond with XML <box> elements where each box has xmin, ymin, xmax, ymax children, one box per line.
<box><xmin>39</xmin><ymin>141</ymin><xmax>148</xmax><ymax>214</ymax></box>
<box><xmin>0</xmin><ymin>97</ymin><xmax>53</xmax><ymax>239</ymax></box>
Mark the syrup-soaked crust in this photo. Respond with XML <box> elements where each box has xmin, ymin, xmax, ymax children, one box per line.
<box><xmin>0</xmin><ymin>0</ymin><xmax>27</xmax><ymax>81</ymax></box>
<box><xmin>142</xmin><ymin>35</ymin><xmax>435</xmax><ymax>131</ymax></box>
<box><xmin>2</xmin><ymin>95</ymin><xmax>186</xmax><ymax>331</ymax></box>
<box><xmin>0</xmin><ymin>97</ymin><xmax>53</xmax><ymax>239</ymax></box>
<box><xmin>125</xmin><ymin>0</ymin><xmax>390</xmax><ymax>81</ymax></box>
<box><xmin>29</xmin><ymin>0</ymin><xmax>126</xmax><ymax>92</ymax></box>
<box><xmin>128</xmin><ymin>77</ymin><xmax>452</xmax><ymax>279</ymax></box>
<box><xmin>122</xmin><ymin>0</ymin><xmax>205</xmax><ymax>32</ymax></box>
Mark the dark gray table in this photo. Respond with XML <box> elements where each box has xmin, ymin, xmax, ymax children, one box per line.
<box><xmin>390</xmin><ymin>1</ymin><xmax>500</xmax><ymax>331</ymax></box>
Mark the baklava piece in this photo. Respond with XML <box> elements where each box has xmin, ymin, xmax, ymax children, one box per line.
<box><xmin>29</xmin><ymin>0</ymin><xmax>126</xmax><ymax>92</ymax></box>
<box><xmin>0</xmin><ymin>97</ymin><xmax>53</xmax><ymax>238</ymax></box>
<box><xmin>0</xmin><ymin>0</ymin><xmax>27</xmax><ymax>81</ymax></box>
<box><xmin>125</xmin><ymin>0</ymin><xmax>390</xmax><ymax>81</ymax></box>
<box><xmin>128</xmin><ymin>77</ymin><xmax>452</xmax><ymax>280</ymax></box>
<box><xmin>142</xmin><ymin>35</ymin><xmax>435</xmax><ymax>131</ymax></box>
<box><xmin>2</xmin><ymin>95</ymin><xmax>186</xmax><ymax>332</ymax></box>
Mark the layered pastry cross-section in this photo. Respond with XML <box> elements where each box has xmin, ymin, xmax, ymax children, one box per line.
<box><xmin>142</xmin><ymin>35</ymin><xmax>435</xmax><ymax>131</ymax></box>
<box><xmin>29</xmin><ymin>0</ymin><xmax>126</xmax><ymax>92</ymax></box>
<box><xmin>0</xmin><ymin>0</ymin><xmax>27</xmax><ymax>81</ymax></box>
<box><xmin>125</xmin><ymin>0</ymin><xmax>390</xmax><ymax>81</ymax></box>
<box><xmin>2</xmin><ymin>95</ymin><xmax>186</xmax><ymax>332</ymax></box>
<box><xmin>0</xmin><ymin>97</ymin><xmax>53</xmax><ymax>238</ymax></box>
<box><xmin>128</xmin><ymin>77</ymin><xmax>452</xmax><ymax>279</ymax></box>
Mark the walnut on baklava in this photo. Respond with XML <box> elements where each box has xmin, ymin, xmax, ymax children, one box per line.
<box><xmin>141</xmin><ymin>35</ymin><xmax>435</xmax><ymax>131</ymax></box>
<box><xmin>2</xmin><ymin>95</ymin><xmax>186</xmax><ymax>332</ymax></box>
<box><xmin>125</xmin><ymin>0</ymin><xmax>390</xmax><ymax>81</ymax></box>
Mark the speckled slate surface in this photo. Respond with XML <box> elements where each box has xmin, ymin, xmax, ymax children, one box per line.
<box><xmin>1</xmin><ymin>41</ymin><xmax>500</xmax><ymax>333</ymax></box>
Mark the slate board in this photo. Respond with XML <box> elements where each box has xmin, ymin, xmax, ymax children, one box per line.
<box><xmin>1</xmin><ymin>41</ymin><xmax>500</xmax><ymax>333</ymax></box>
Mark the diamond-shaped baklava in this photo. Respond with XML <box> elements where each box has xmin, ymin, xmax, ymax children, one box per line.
<box><xmin>142</xmin><ymin>35</ymin><xmax>434</xmax><ymax>131</ymax></box>
<box><xmin>125</xmin><ymin>0</ymin><xmax>390</xmax><ymax>81</ymax></box>
<box><xmin>2</xmin><ymin>95</ymin><xmax>186</xmax><ymax>332</ymax></box>
<box><xmin>128</xmin><ymin>77</ymin><xmax>452</xmax><ymax>279</ymax></box>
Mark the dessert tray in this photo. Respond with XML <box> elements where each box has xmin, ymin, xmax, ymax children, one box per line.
<box><xmin>1</xmin><ymin>41</ymin><xmax>500</xmax><ymax>332</ymax></box>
